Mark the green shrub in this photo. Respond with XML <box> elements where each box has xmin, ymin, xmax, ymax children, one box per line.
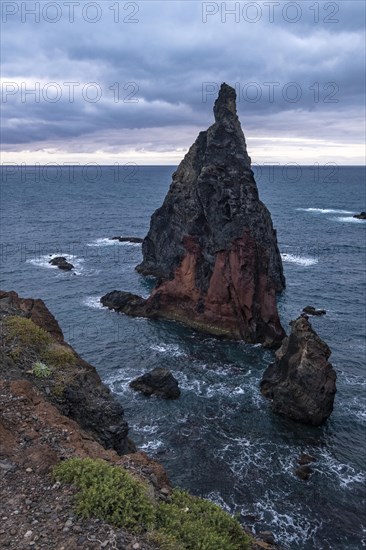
<box><xmin>156</xmin><ymin>490</ymin><xmax>250</xmax><ymax>550</ymax></box>
<box><xmin>41</xmin><ymin>344</ymin><xmax>76</xmax><ymax>367</ymax></box>
<box><xmin>147</xmin><ymin>530</ymin><xmax>186</xmax><ymax>550</ymax></box>
<box><xmin>4</xmin><ymin>316</ymin><xmax>52</xmax><ymax>352</ymax></box>
<box><xmin>54</xmin><ymin>459</ymin><xmax>250</xmax><ymax>550</ymax></box>
<box><xmin>53</xmin><ymin>458</ymin><xmax>155</xmax><ymax>532</ymax></box>
<box><xmin>32</xmin><ymin>361</ymin><xmax>51</xmax><ymax>378</ymax></box>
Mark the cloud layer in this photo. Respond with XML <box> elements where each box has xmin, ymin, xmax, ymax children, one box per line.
<box><xmin>1</xmin><ymin>0</ymin><xmax>365</xmax><ymax>164</ymax></box>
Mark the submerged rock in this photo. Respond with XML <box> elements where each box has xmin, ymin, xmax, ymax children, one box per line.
<box><xmin>297</xmin><ymin>453</ymin><xmax>316</xmax><ymax>465</ymax></box>
<box><xmin>49</xmin><ymin>257</ymin><xmax>74</xmax><ymax>271</ymax></box>
<box><xmin>130</xmin><ymin>368</ymin><xmax>180</xmax><ymax>399</ymax></box>
<box><xmin>295</xmin><ymin>465</ymin><xmax>313</xmax><ymax>481</ymax></box>
<box><xmin>302</xmin><ymin>306</ymin><xmax>326</xmax><ymax>316</ymax></box>
<box><xmin>353</xmin><ymin>212</ymin><xmax>366</xmax><ymax>220</ymax></box>
<box><xmin>107</xmin><ymin>83</ymin><xmax>285</xmax><ymax>347</ymax></box>
<box><xmin>260</xmin><ymin>316</ymin><xmax>337</xmax><ymax>425</ymax></box>
<box><xmin>111</xmin><ymin>236</ymin><xmax>143</xmax><ymax>243</ymax></box>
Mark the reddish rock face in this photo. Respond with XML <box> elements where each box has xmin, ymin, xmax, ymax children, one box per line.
<box><xmin>148</xmin><ymin>231</ymin><xmax>285</xmax><ymax>347</ymax></box>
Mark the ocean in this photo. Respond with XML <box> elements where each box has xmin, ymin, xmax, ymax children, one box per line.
<box><xmin>1</xmin><ymin>165</ymin><xmax>365</xmax><ymax>549</ymax></box>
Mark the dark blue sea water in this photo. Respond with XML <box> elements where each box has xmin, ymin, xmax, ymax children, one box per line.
<box><xmin>1</xmin><ymin>165</ymin><xmax>365</xmax><ymax>549</ymax></box>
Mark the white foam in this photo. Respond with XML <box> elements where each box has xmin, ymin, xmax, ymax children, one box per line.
<box><xmin>281</xmin><ymin>253</ymin><xmax>318</xmax><ymax>266</ymax></box>
<box><xmin>254</xmin><ymin>494</ymin><xmax>322</xmax><ymax>547</ymax></box>
<box><xmin>334</xmin><ymin>216</ymin><xmax>366</xmax><ymax>223</ymax></box>
<box><xmin>340</xmin><ymin>396</ymin><xmax>366</xmax><ymax>423</ymax></box>
<box><xmin>317</xmin><ymin>450</ymin><xmax>366</xmax><ymax>489</ymax></box>
<box><xmin>341</xmin><ymin>371</ymin><xmax>366</xmax><ymax>388</ymax></box>
<box><xmin>27</xmin><ymin>253</ymin><xmax>84</xmax><ymax>274</ymax></box>
<box><xmin>133</xmin><ymin>424</ymin><xmax>159</xmax><ymax>436</ymax></box>
<box><xmin>140</xmin><ymin>439</ymin><xmax>164</xmax><ymax>453</ymax></box>
<box><xmin>82</xmin><ymin>296</ymin><xmax>104</xmax><ymax>310</ymax></box>
<box><xmin>297</xmin><ymin>208</ymin><xmax>354</xmax><ymax>214</ymax></box>
<box><xmin>150</xmin><ymin>343</ymin><xmax>186</xmax><ymax>357</ymax></box>
<box><xmin>232</xmin><ymin>386</ymin><xmax>245</xmax><ymax>395</ymax></box>
<box><xmin>177</xmin><ymin>372</ymin><xmax>206</xmax><ymax>394</ymax></box>
<box><xmin>86</xmin><ymin>237</ymin><xmax>142</xmax><ymax>247</ymax></box>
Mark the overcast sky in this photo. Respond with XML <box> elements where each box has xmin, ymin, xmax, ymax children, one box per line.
<box><xmin>1</xmin><ymin>0</ymin><xmax>365</xmax><ymax>165</ymax></box>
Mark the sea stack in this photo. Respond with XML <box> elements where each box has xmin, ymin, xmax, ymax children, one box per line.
<box><xmin>104</xmin><ymin>83</ymin><xmax>286</xmax><ymax>347</ymax></box>
<box><xmin>260</xmin><ymin>316</ymin><xmax>337</xmax><ymax>425</ymax></box>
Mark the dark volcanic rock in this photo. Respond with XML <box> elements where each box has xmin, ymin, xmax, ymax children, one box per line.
<box><xmin>101</xmin><ymin>290</ymin><xmax>148</xmax><ymax>316</ymax></box>
<box><xmin>295</xmin><ymin>465</ymin><xmax>313</xmax><ymax>481</ymax></box>
<box><xmin>49</xmin><ymin>257</ymin><xmax>74</xmax><ymax>271</ymax></box>
<box><xmin>260</xmin><ymin>316</ymin><xmax>337</xmax><ymax>425</ymax></box>
<box><xmin>111</xmin><ymin>83</ymin><xmax>285</xmax><ymax>347</ymax></box>
<box><xmin>353</xmin><ymin>211</ymin><xmax>366</xmax><ymax>220</ymax></box>
<box><xmin>302</xmin><ymin>305</ymin><xmax>326</xmax><ymax>316</ymax></box>
<box><xmin>258</xmin><ymin>531</ymin><xmax>276</xmax><ymax>545</ymax></box>
<box><xmin>130</xmin><ymin>368</ymin><xmax>181</xmax><ymax>399</ymax></box>
<box><xmin>111</xmin><ymin>236</ymin><xmax>144</xmax><ymax>243</ymax></box>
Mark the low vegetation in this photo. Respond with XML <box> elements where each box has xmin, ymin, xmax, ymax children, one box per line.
<box><xmin>3</xmin><ymin>316</ymin><xmax>77</xmax><ymax>391</ymax></box>
<box><xmin>54</xmin><ymin>458</ymin><xmax>155</xmax><ymax>533</ymax></box>
<box><xmin>4</xmin><ymin>316</ymin><xmax>52</xmax><ymax>361</ymax></box>
<box><xmin>54</xmin><ymin>458</ymin><xmax>250</xmax><ymax>550</ymax></box>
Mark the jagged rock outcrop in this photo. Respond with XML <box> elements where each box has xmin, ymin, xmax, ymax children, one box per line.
<box><xmin>130</xmin><ymin>367</ymin><xmax>181</xmax><ymax>399</ymax></box>
<box><xmin>105</xmin><ymin>83</ymin><xmax>285</xmax><ymax>347</ymax></box>
<box><xmin>260</xmin><ymin>317</ymin><xmax>337</xmax><ymax>425</ymax></box>
<box><xmin>0</xmin><ymin>290</ymin><xmax>134</xmax><ymax>454</ymax></box>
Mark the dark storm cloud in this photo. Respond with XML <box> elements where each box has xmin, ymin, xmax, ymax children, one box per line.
<box><xmin>1</xmin><ymin>0</ymin><xmax>365</xmax><ymax>160</ymax></box>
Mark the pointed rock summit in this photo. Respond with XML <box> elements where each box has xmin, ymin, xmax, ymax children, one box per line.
<box><xmin>103</xmin><ymin>83</ymin><xmax>286</xmax><ymax>347</ymax></box>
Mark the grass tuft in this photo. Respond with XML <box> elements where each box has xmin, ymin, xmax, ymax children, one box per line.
<box><xmin>4</xmin><ymin>316</ymin><xmax>52</xmax><ymax>352</ymax></box>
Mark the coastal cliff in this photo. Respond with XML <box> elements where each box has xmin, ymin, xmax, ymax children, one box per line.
<box><xmin>103</xmin><ymin>83</ymin><xmax>285</xmax><ymax>347</ymax></box>
<box><xmin>0</xmin><ymin>290</ymin><xmax>134</xmax><ymax>454</ymax></box>
<box><xmin>0</xmin><ymin>290</ymin><xmax>277</xmax><ymax>549</ymax></box>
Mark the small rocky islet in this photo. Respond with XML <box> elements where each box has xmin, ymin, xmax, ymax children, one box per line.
<box><xmin>48</xmin><ymin>256</ymin><xmax>74</xmax><ymax>271</ymax></box>
<box><xmin>130</xmin><ymin>367</ymin><xmax>181</xmax><ymax>399</ymax></box>
<box><xmin>260</xmin><ymin>316</ymin><xmax>337</xmax><ymax>426</ymax></box>
<box><xmin>353</xmin><ymin>211</ymin><xmax>366</xmax><ymax>220</ymax></box>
